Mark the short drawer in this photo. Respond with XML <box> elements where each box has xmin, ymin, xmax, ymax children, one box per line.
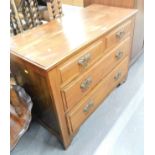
<box><xmin>62</xmin><ymin>37</ymin><xmax>131</xmax><ymax>110</ymax></box>
<box><xmin>58</xmin><ymin>38</ymin><xmax>106</xmax><ymax>86</ymax></box>
<box><xmin>106</xmin><ymin>20</ymin><xmax>132</xmax><ymax>49</ymax></box>
<box><xmin>67</xmin><ymin>57</ymin><xmax>129</xmax><ymax>133</ymax></box>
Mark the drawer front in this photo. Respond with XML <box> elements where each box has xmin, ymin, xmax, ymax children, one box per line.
<box><xmin>58</xmin><ymin>39</ymin><xmax>106</xmax><ymax>86</ymax></box>
<box><xmin>62</xmin><ymin>38</ymin><xmax>131</xmax><ymax>110</ymax></box>
<box><xmin>67</xmin><ymin>57</ymin><xmax>129</xmax><ymax>133</ymax></box>
<box><xmin>106</xmin><ymin>20</ymin><xmax>132</xmax><ymax>49</ymax></box>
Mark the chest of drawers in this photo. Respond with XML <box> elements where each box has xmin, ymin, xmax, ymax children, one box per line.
<box><xmin>10</xmin><ymin>5</ymin><xmax>137</xmax><ymax>149</ymax></box>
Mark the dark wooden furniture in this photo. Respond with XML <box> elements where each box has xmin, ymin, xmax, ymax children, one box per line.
<box><xmin>10</xmin><ymin>83</ymin><xmax>33</xmax><ymax>151</ymax></box>
<box><xmin>11</xmin><ymin>5</ymin><xmax>137</xmax><ymax>149</ymax></box>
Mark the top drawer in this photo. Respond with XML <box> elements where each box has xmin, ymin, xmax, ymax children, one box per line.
<box><xmin>106</xmin><ymin>20</ymin><xmax>132</xmax><ymax>49</ymax></box>
<box><xmin>58</xmin><ymin>38</ymin><xmax>106</xmax><ymax>86</ymax></box>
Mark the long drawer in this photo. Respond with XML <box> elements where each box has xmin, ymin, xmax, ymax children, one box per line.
<box><xmin>58</xmin><ymin>38</ymin><xmax>106</xmax><ymax>86</ymax></box>
<box><xmin>67</xmin><ymin>57</ymin><xmax>129</xmax><ymax>133</ymax></box>
<box><xmin>62</xmin><ymin>37</ymin><xmax>131</xmax><ymax>110</ymax></box>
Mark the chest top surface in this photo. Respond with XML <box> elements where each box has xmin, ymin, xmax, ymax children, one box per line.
<box><xmin>11</xmin><ymin>4</ymin><xmax>137</xmax><ymax>71</ymax></box>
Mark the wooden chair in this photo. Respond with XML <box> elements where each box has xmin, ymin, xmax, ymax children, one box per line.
<box><xmin>10</xmin><ymin>0</ymin><xmax>63</xmax><ymax>35</ymax></box>
<box><xmin>10</xmin><ymin>0</ymin><xmax>43</xmax><ymax>35</ymax></box>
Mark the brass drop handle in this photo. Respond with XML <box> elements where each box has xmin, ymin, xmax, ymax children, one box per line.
<box><xmin>80</xmin><ymin>76</ymin><xmax>92</xmax><ymax>91</ymax></box>
<box><xmin>114</xmin><ymin>71</ymin><xmax>122</xmax><ymax>81</ymax></box>
<box><xmin>24</xmin><ymin>69</ymin><xmax>29</xmax><ymax>74</ymax></box>
<box><xmin>83</xmin><ymin>100</ymin><xmax>94</xmax><ymax>113</ymax></box>
<box><xmin>116</xmin><ymin>30</ymin><xmax>125</xmax><ymax>39</ymax></box>
<box><xmin>78</xmin><ymin>53</ymin><xmax>91</xmax><ymax>68</ymax></box>
<box><xmin>115</xmin><ymin>50</ymin><xmax>123</xmax><ymax>60</ymax></box>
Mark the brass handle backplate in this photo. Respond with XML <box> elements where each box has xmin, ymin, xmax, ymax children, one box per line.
<box><xmin>116</xmin><ymin>30</ymin><xmax>125</xmax><ymax>39</ymax></box>
<box><xmin>115</xmin><ymin>50</ymin><xmax>123</xmax><ymax>60</ymax></box>
<box><xmin>78</xmin><ymin>53</ymin><xmax>91</xmax><ymax>68</ymax></box>
<box><xmin>83</xmin><ymin>100</ymin><xmax>94</xmax><ymax>113</ymax></box>
<box><xmin>80</xmin><ymin>76</ymin><xmax>92</xmax><ymax>91</ymax></box>
<box><xmin>114</xmin><ymin>71</ymin><xmax>122</xmax><ymax>81</ymax></box>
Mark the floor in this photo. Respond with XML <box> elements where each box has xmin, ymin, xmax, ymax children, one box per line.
<box><xmin>11</xmin><ymin>55</ymin><xmax>144</xmax><ymax>155</ymax></box>
<box><xmin>109</xmin><ymin>101</ymin><xmax>144</xmax><ymax>155</ymax></box>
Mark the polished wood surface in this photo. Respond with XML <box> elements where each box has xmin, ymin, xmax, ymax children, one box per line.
<box><xmin>105</xmin><ymin>20</ymin><xmax>132</xmax><ymax>49</ymax></box>
<box><xmin>11</xmin><ymin>5</ymin><xmax>137</xmax><ymax>149</ymax></box>
<box><xmin>58</xmin><ymin>38</ymin><xmax>105</xmax><ymax>86</ymax></box>
<box><xmin>11</xmin><ymin>57</ymin><xmax>61</xmax><ymax>134</ymax></box>
<box><xmin>83</xmin><ymin>0</ymin><xmax>144</xmax><ymax>65</ymax></box>
<box><xmin>11</xmin><ymin>5</ymin><xmax>137</xmax><ymax>70</ymax></box>
<box><xmin>62</xmin><ymin>37</ymin><xmax>131</xmax><ymax>110</ymax></box>
<box><xmin>62</xmin><ymin>0</ymin><xmax>84</xmax><ymax>6</ymax></box>
<box><xmin>63</xmin><ymin>0</ymin><xmax>135</xmax><ymax>8</ymax></box>
<box><xmin>10</xmin><ymin>83</ymin><xmax>33</xmax><ymax>150</ymax></box>
<box><xmin>47</xmin><ymin>69</ymin><xmax>72</xmax><ymax>148</ymax></box>
<box><xmin>67</xmin><ymin>57</ymin><xmax>129</xmax><ymax>133</ymax></box>
<box><xmin>84</xmin><ymin>0</ymin><xmax>135</xmax><ymax>8</ymax></box>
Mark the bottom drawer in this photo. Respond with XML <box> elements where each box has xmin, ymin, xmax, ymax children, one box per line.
<box><xmin>67</xmin><ymin>57</ymin><xmax>129</xmax><ymax>134</ymax></box>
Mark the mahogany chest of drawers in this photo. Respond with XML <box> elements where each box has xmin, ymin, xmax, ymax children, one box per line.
<box><xmin>10</xmin><ymin>5</ymin><xmax>137</xmax><ymax>149</ymax></box>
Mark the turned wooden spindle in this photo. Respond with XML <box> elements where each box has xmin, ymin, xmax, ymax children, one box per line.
<box><xmin>47</xmin><ymin>0</ymin><xmax>63</xmax><ymax>20</ymax></box>
<box><xmin>10</xmin><ymin>11</ymin><xmax>21</xmax><ymax>35</ymax></box>
<box><xmin>57</xmin><ymin>0</ymin><xmax>63</xmax><ymax>16</ymax></box>
<box><xmin>10</xmin><ymin>0</ymin><xmax>23</xmax><ymax>33</ymax></box>
<box><xmin>28</xmin><ymin>0</ymin><xmax>42</xmax><ymax>26</ymax></box>
<box><xmin>22</xmin><ymin>0</ymin><xmax>34</xmax><ymax>29</ymax></box>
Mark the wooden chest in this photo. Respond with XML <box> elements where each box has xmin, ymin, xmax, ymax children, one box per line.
<box><xmin>10</xmin><ymin>5</ymin><xmax>137</xmax><ymax>149</ymax></box>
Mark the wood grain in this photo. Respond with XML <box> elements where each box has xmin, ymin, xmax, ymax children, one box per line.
<box><xmin>84</xmin><ymin>0</ymin><xmax>135</xmax><ymax>8</ymax></box>
<box><xmin>10</xmin><ymin>5</ymin><xmax>137</xmax><ymax>149</ymax></box>
<box><xmin>10</xmin><ymin>84</ymin><xmax>33</xmax><ymax>150</ymax></box>
<box><xmin>47</xmin><ymin>69</ymin><xmax>72</xmax><ymax>148</ymax></box>
<box><xmin>62</xmin><ymin>0</ymin><xmax>84</xmax><ymax>6</ymax></box>
<box><xmin>58</xmin><ymin>38</ymin><xmax>105</xmax><ymax>86</ymax></box>
<box><xmin>11</xmin><ymin>5</ymin><xmax>137</xmax><ymax>70</ymax></box>
<box><xmin>105</xmin><ymin>20</ymin><xmax>132</xmax><ymax>49</ymax></box>
<box><xmin>11</xmin><ymin>57</ymin><xmax>61</xmax><ymax>134</ymax></box>
<box><xmin>62</xmin><ymin>37</ymin><xmax>131</xmax><ymax>110</ymax></box>
<box><xmin>83</xmin><ymin>0</ymin><xmax>144</xmax><ymax>65</ymax></box>
<box><xmin>67</xmin><ymin>57</ymin><xmax>129</xmax><ymax>133</ymax></box>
